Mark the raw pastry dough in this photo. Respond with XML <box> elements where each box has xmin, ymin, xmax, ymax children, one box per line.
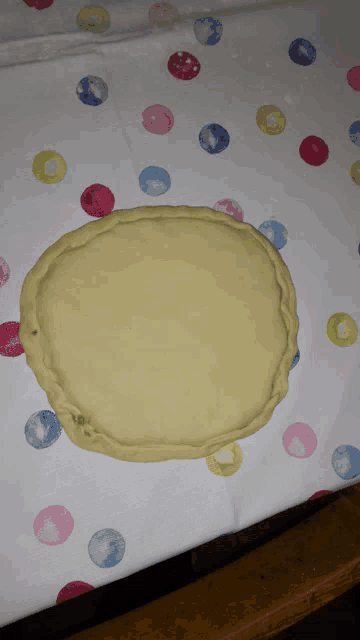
<box><xmin>19</xmin><ymin>206</ymin><xmax>299</xmax><ymax>462</ymax></box>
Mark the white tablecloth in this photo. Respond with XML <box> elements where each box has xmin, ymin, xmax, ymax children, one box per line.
<box><xmin>1</xmin><ymin>0</ymin><xmax>360</xmax><ymax>628</ymax></box>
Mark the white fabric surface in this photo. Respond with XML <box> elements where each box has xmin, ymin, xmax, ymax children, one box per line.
<box><xmin>1</xmin><ymin>0</ymin><xmax>360</xmax><ymax>628</ymax></box>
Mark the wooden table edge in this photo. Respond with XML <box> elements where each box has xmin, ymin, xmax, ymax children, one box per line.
<box><xmin>66</xmin><ymin>483</ymin><xmax>360</xmax><ymax>640</ymax></box>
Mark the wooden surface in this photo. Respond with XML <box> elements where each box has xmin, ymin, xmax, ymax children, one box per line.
<box><xmin>67</xmin><ymin>483</ymin><xmax>360</xmax><ymax>640</ymax></box>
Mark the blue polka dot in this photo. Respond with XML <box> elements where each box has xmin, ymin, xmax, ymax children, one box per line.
<box><xmin>25</xmin><ymin>410</ymin><xmax>62</xmax><ymax>449</ymax></box>
<box><xmin>88</xmin><ymin>528</ymin><xmax>126</xmax><ymax>568</ymax></box>
<box><xmin>258</xmin><ymin>220</ymin><xmax>288</xmax><ymax>250</ymax></box>
<box><xmin>220</xmin><ymin>531</ymin><xmax>235</xmax><ymax>536</ymax></box>
<box><xmin>76</xmin><ymin>75</ymin><xmax>108</xmax><ymax>106</ymax></box>
<box><xmin>288</xmin><ymin>38</ymin><xmax>316</xmax><ymax>66</ymax></box>
<box><xmin>332</xmin><ymin>445</ymin><xmax>360</xmax><ymax>480</ymax></box>
<box><xmin>290</xmin><ymin>348</ymin><xmax>300</xmax><ymax>370</ymax></box>
<box><xmin>199</xmin><ymin>124</ymin><xmax>230</xmax><ymax>154</ymax></box>
<box><xmin>139</xmin><ymin>166</ymin><xmax>171</xmax><ymax>196</ymax></box>
<box><xmin>193</xmin><ymin>17</ymin><xmax>223</xmax><ymax>46</ymax></box>
<box><xmin>350</xmin><ymin>121</ymin><xmax>360</xmax><ymax>147</ymax></box>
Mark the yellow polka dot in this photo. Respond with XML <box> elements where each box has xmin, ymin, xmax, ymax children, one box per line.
<box><xmin>32</xmin><ymin>151</ymin><xmax>67</xmax><ymax>184</ymax></box>
<box><xmin>327</xmin><ymin>313</ymin><xmax>358</xmax><ymax>347</ymax></box>
<box><xmin>350</xmin><ymin>160</ymin><xmax>360</xmax><ymax>185</ymax></box>
<box><xmin>76</xmin><ymin>5</ymin><xmax>110</xmax><ymax>34</ymax></box>
<box><xmin>206</xmin><ymin>442</ymin><xmax>243</xmax><ymax>476</ymax></box>
<box><xmin>256</xmin><ymin>105</ymin><xmax>286</xmax><ymax>136</ymax></box>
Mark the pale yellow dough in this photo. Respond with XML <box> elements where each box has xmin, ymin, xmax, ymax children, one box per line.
<box><xmin>19</xmin><ymin>206</ymin><xmax>299</xmax><ymax>462</ymax></box>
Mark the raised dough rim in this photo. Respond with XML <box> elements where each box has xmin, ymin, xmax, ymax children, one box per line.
<box><xmin>19</xmin><ymin>206</ymin><xmax>299</xmax><ymax>462</ymax></box>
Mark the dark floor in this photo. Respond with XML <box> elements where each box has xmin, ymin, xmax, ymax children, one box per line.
<box><xmin>1</xmin><ymin>488</ymin><xmax>359</xmax><ymax>640</ymax></box>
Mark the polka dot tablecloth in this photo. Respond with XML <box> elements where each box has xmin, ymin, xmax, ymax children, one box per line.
<box><xmin>1</xmin><ymin>0</ymin><xmax>360</xmax><ymax>628</ymax></box>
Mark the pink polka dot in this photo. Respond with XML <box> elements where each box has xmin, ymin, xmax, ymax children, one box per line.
<box><xmin>33</xmin><ymin>505</ymin><xmax>74</xmax><ymax>545</ymax></box>
<box><xmin>0</xmin><ymin>321</ymin><xmax>24</xmax><ymax>357</ymax></box>
<box><xmin>213</xmin><ymin>199</ymin><xmax>244</xmax><ymax>221</ymax></box>
<box><xmin>347</xmin><ymin>66</ymin><xmax>360</xmax><ymax>91</ymax></box>
<box><xmin>308</xmin><ymin>490</ymin><xmax>332</xmax><ymax>501</ymax></box>
<box><xmin>142</xmin><ymin>104</ymin><xmax>174</xmax><ymax>135</ymax></box>
<box><xmin>56</xmin><ymin>581</ymin><xmax>94</xmax><ymax>604</ymax></box>
<box><xmin>80</xmin><ymin>184</ymin><xmax>115</xmax><ymax>218</ymax></box>
<box><xmin>283</xmin><ymin>422</ymin><xmax>317</xmax><ymax>458</ymax></box>
<box><xmin>168</xmin><ymin>52</ymin><xmax>200</xmax><ymax>80</ymax></box>
<box><xmin>149</xmin><ymin>2</ymin><xmax>179</xmax><ymax>27</ymax></box>
<box><xmin>0</xmin><ymin>257</ymin><xmax>10</xmax><ymax>288</ymax></box>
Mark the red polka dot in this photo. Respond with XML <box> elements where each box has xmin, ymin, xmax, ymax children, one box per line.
<box><xmin>56</xmin><ymin>581</ymin><xmax>94</xmax><ymax>604</ymax></box>
<box><xmin>80</xmin><ymin>184</ymin><xmax>115</xmax><ymax>218</ymax></box>
<box><xmin>308</xmin><ymin>490</ymin><xmax>332</xmax><ymax>501</ymax></box>
<box><xmin>0</xmin><ymin>322</ymin><xmax>24</xmax><ymax>357</ymax></box>
<box><xmin>347</xmin><ymin>66</ymin><xmax>360</xmax><ymax>91</ymax></box>
<box><xmin>23</xmin><ymin>0</ymin><xmax>55</xmax><ymax>9</ymax></box>
<box><xmin>299</xmin><ymin>136</ymin><xmax>329</xmax><ymax>166</ymax></box>
<box><xmin>167</xmin><ymin>52</ymin><xmax>201</xmax><ymax>80</ymax></box>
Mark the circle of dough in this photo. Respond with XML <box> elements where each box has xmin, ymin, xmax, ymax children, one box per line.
<box><xmin>19</xmin><ymin>206</ymin><xmax>299</xmax><ymax>462</ymax></box>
